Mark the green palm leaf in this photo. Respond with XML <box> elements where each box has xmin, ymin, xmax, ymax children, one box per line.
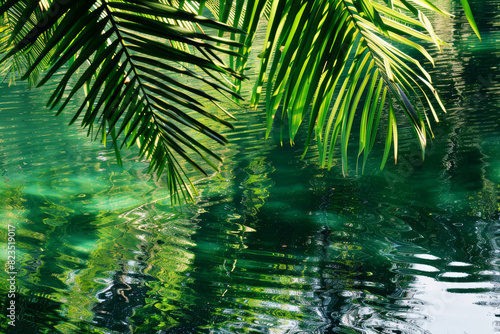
<box><xmin>0</xmin><ymin>0</ymin><xmax>244</xmax><ymax>203</ymax></box>
<box><xmin>245</xmin><ymin>0</ymin><xmax>480</xmax><ymax>175</ymax></box>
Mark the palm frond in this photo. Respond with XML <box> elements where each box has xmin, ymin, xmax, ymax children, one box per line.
<box><xmin>245</xmin><ymin>0</ymin><xmax>480</xmax><ymax>175</ymax></box>
<box><xmin>0</xmin><ymin>0</ymin><xmax>244</xmax><ymax>203</ymax></box>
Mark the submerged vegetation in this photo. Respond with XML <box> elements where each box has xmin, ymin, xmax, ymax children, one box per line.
<box><xmin>0</xmin><ymin>0</ymin><xmax>480</xmax><ymax>202</ymax></box>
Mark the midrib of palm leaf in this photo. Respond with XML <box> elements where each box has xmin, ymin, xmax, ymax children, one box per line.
<box><xmin>102</xmin><ymin>3</ymin><xmax>199</xmax><ymax>189</ymax></box>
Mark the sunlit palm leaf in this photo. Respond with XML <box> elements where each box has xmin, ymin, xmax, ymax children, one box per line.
<box><xmin>247</xmin><ymin>0</ymin><xmax>480</xmax><ymax>175</ymax></box>
<box><xmin>0</xmin><ymin>0</ymin><xmax>244</xmax><ymax>203</ymax></box>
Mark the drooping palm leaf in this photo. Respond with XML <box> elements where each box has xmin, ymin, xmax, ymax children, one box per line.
<box><xmin>245</xmin><ymin>0</ymin><xmax>481</xmax><ymax>175</ymax></box>
<box><xmin>0</xmin><ymin>0</ymin><xmax>244</xmax><ymax>203</ymax></box>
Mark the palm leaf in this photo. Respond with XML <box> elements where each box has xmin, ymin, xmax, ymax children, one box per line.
<box><xmin>0</xmin><ymin>0</ymin><xmax>244</xmax><ymax>203</ymax></box>
<box><xmin>245</xmin><ymin>0</ymin><xmax>480</xmax><ymax>175</ymax></box>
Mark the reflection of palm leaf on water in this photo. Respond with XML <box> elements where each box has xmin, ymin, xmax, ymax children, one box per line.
<box><xmin>0</xmin><ymin>290</ymin><xmax>95</xmax><ymax>333</ymax></box>
<box><xmin>0</xmin><ymin>0</ymin><xmax>481</xmax><ymax>200</ymax></box>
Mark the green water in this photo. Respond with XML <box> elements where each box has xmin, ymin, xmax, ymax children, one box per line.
<box><xmin>1</xmin><ymin>1</ymin><xmax>500</xmax><ymax>333</ymax></box>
